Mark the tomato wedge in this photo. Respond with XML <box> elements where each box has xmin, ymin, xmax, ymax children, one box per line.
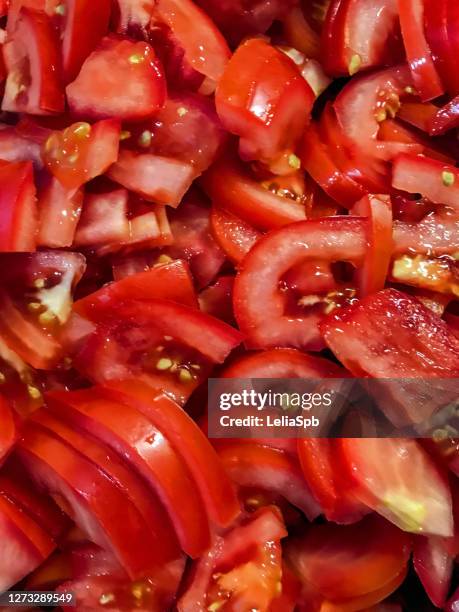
<box><xmin>202</xmin><ymin>155</ymin><xmax>307</xmax><ymax>231</ymax></box>
<box><xmin>216</xmin><ymin>38</ymin><xmax>314</xmax><ymax>165</ymax></box>
<box><xmin>2</xmin><ymin>7</ymin><xmax>65</xmax><ymax>115</ymax></box>
<box><xmin>352</xmin><ymin>194</ymin><xmax>393</xmax><ymax>296</ymax></box>
<box><xmin>30</xmin><ymin>409</ymin><xmax>181</xmax><ymax>561</ymax></box>
<box><xmin>46</xmin><ymin>389</ymin><xmax>211</xmax><ymax>557</ymax></box>
<box><xmin>392</xmin><ymin>153</ymin><xmax>459</xmax><ymax>210</ymax></box>
<box><xmin>66</xmin><ymin>37</ymin><xmax>166</xmax><ymax>121</ymax></box>
<box><xmin>0</xmin><ymin>160</ymin><xmax>37</xmax><ymax>251</ymax></box>
<box><xmin>37</xmin><ymin>177</ymin><xmax>83</xmax><ymax>248</ymax></box>
<box><xmin>215</xmin><ymin>442</ymin><xmax>321</xmax><ymax>520</ymax></box>
<box><xmin>233</xmin><ymin>217</ymin><xmax>366</xmax><ymax>350</ymax></box>
<box><xmin>286</xmin><ymin>514</ymin><xmax>410</xmax><ymax>603</ymax></box>
<box><xmin>99</xmin><ymin>380</ymin><xmax>240</xmax><ymax>527</ymax></box>
<box><xmin>413</xmin><ymin>535</ymin><xmax>454</xmax><ymax>608</ymax></box>
<box><xmin>398</xmin><ymin>0</ymin><xmax>444</xmax><ymax>101</ymax></box>
<box><xmin>340</xmin><ymin>438</ymin><xmax>453</xmax><ymax>536</ymax></box>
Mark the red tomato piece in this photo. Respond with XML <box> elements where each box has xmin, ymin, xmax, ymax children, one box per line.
<box><xmin>178</xmin><ymin>506</ymin><xmax>287</xmax><ymax>611</ymax></box>
<box><xmin>18</xmin><ymin>423</ymin><xmax>169</xmax><ymax>578</ymax></box>
<box><xmin>66</xmin><ymin>37</ymin><xmax>166</xmax><ymax>121</ymax></box>
<box><xmin>429</xmin><ymin>95</ymin><xmax>459</xmax><ymax>135</ymax></box>
<box><xmin>216</xmin><ymin>442</ymin><xmax>321</xmax><ymax>520</ymax></box>
<box><xmin>398</xmin><ymin>0</ymin><xmax>444</xmax><ymax>101</ymax></box>
<box><xmin>0</xmin><ymin>395</ymin><xmax>16</xmax><ymax>465</ymax></box>
<box><xmin>198</xmin><ymin>276</ymin><xmax>235</xmax><ymax>324</ymax></box>
<box><xmin>424</xmin><ymin>0</ymin><xmax>459</xmax><ymax>95</ymax></box>
<box><xmin>298</xmin><ymin>439</ymin><xmax>369</xmax><ymax>524</ymax></box>
<box><xmin>0</xmin><ymin>160</ymin><xmax>37</xmax><ymax>251</ymax></box>
<box><xmin>286</xmin><ymin>514</ymin><xmax>410</xmax><ymax>602</ymax></box>
<box><xmin>46</xmin><ymin>389</ymin><xmax>212</xmax><ymax>557</ymax></box>
<box><xmin>151</xmin><ymin>0</ymin><xmax>230</xmax><ymax>88</ymax></box>
<box><xmin>282</xmin><ymin>5</ymin><xmax>321</xmax><ymax>60</ymax></box>
<box><xmin>321</xmin><ymin>0</ymin><xmax>402</xmax><ymax>77</ymax></box>
<box><xmin>0</xmin><ymin>123</ymin><xmax>44</xmax><ymax>168</ymax></box>
<box><xmin>0</xmin><ymin>492</ymin><xmax>54</xmax><ymax>592</ymax></box>
<box><xmin>42</xmin><ymin>119</ymin><xmax>120</xmax><ymax>190</ymax></box>
<box><xmin>392</xmin><ymin>153</ymin><xmax>459</xmax><ymax>210</ymax></box>
<box><xmin>340</xmin><ymin>438</ymin><xmax>453</xmax><ymax>537</ymax></box>
<box><xmin>107</xmin><ymin>149</ymin><xmax>194</xmax><ymax>207</ymax></box>
<box><xmin>215</xmin><ymin>38</ymin><xmax>314</xmax><ymax>165</ymax></box>
<box><xmin>413</xmin><ymin>535</ymin><xmax>453</xmax><ymax>608</ymax></box>
<box><xmin>210</xmin><ymin>206</ymin><xmax>261</xmax><ymax>264</ymax></box>
<box><xmin>2</xmin><ymin>8</ymin><xmax>64</xmax><ymax>115</ymax></box>
<box><xmin>352</xmin><ymin>194</ymin><xmax>393</xmax><ymax>296</ymax></box>
<box><xmin>59</xmin><ymin>0</ymin><xmax>111</xmax><ymax>84</ymax></box>
<box><xmin>37</xmin><ymin>177</ymin><xmax>83</xmax><ymax>248</ymax></box>
<box><xmin>99</xmin><ymin>380</ymin><xmax>241</xmax><ymax>527</ymax></box>
<box><xmin>233</xmin><ymin>217</ymin><xmax>366</xmax><ymax>350</ymax></box>
<box><xmin>74</xmin><ymin>260</ymin><xmax>198</xmax><ymax>321</ymax></box>
<box><xmin>114</xmin><ymin>0</ymin><xmax>154</xmax><ymax>35</ymax></box>
<box><xmin>163</xmin><ymin>192</ymin><xmax>225</xmax><ymax>288</ymax></box>
<box><xmin>31</xmin><ymin>409</ymin><xmax>181</xmax><ymax>562</ymax></box>
<box><xmin>203</xmin><ymin>155</ymin><xmax>307</xmax><ymax>231</ymax></box>
<box><xmin>393</xmin><ymin>211</ymin><xmax>459</xmax><ymax>256</ymax></box>
<box><xmin>397</xmin><ymin>101</ymin><xmax>439</xmax><ymax>133</ymax></box>
<box><xmin>73</xmin><ymin>189</ymin><xmax>129</xmax><ymax>248</ymax></box>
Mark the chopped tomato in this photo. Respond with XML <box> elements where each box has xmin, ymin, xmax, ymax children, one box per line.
<box><xmin>282</xmin><ymin>5</ymin><xmax>321</xmax><ymax>59</ymax></box>
<box><xmin>210</xmin><ymin>206</ymin><xmax>262</xmax><ymax>264</ymax></box>
<box><xmin>424</xmin><ymin>0</ymin><xmax>459</xmax><ymax>96</ymax></box>
<box><xmin>114</xmin><ymin>0</ymin><xmax>154</xmax><ymax>36</ymax></box>
<box><xmin>199</xmin><ymin>276</ymin><xmax>235</xmax><ymax>323</ymax></box>
<box><xmin>107</xmin><ymin>149</ymin><xmax>194</xmax><ymax>207</ymax></box>
<box><xmin>0</xmin><ymin>396</ymin><xmax>16</xmax><ymax>465</ymax></box>
<box><xmin>429</xmin><ymin>95</ymin><xmax>459</xmax><ymax>135</ymax></box>
<box><xmin>233</xmin><ymin>217</ymin><xmax>366</xmax><ymax>350</ymax></box>
<box><xmin>286</xmin><ymin>514</ymin><xmax>410</xmax><ymax>603</ymax></box>
<box><xmin>215</xmin><ymin>38</ymin><xmax>314</xmax><ymax>166</ymax></box>
<box><xmin>413</xmin><ymin>535</ymin><xmax>454</xmax><ymax>608</ymax></box>
<box><xmin>58</xmin><ymin>0</ymin><xmax>111</xmax><ymax>84</ymax></box>
<box><xmin>151</xmin><ymin>0</ymin><xmax>230</xmax><ymax>90</ymax></box>
<box><xmin>322</xmin><ymin>0</ymin><xmax>402</xmax><ymax>77</ymax></box>
<box><xmin>46</xmin><ymin>388</ymin><xmax>212</xmax><ymax>558</ymax></box>
<box><xmin>74</xmin><ymin>260</ymin><xmax>198</xmax><ymax>321</ymax></box>
<box><xmin>202</xmin><ymin>155</ymin><xmax>307</xmax><ymax>231</ymax></box>
<box><xmin>340</xmin><ymin>438</ymin><xmax>453</xmax><ymax>536</ymax></box>
<box><xmin>352</xmin><ymin>194</ymin><xmax>393</xmax><ymax>296</ymax></box>
<box><xmin>42</xmin><ymin>119</ymin><xmax>120</xmax><ymax>190</ymax></box>
<box><xmin>37</xmin><ymin>176</ymin><xmax>83</xmax><ymax>248</ymax></box>
<box><xmin>2</xmin><ymin>7</ymin><xmax>65</xmax><ymax>115</ymax></box>
<box><xmin>392</xmin><ymin>153</ymin><xmax>459</xmax><ymax>210</ymax></box>
<box><xmin>73</xmin><ymin>189</ymin><xmax>129</xmax><ymax>248</ymax></box>
<box><xmin>66</xmin><ymin>37</ymin><xmax>166</xmax><ymax>121</ymax></box>
<box><xmin>0</xmin><ymin>160</ymin><xmax>37</xmax><ymax>251</ymax></box>
<box><xmin>398</xmin><ymin>0</ymin><xmax>444</xmax><ymax>101</ymax></box>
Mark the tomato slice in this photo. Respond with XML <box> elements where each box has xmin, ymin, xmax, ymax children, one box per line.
<box><xmin>398</xmin><ymin>0</ymin><xmax>444</xmax><ymax>101</ymax></box>
<box><xmin>392</xmin><ymin>153</ymin><xmax>459</xmax><ymax>210</ymax></box>
<box><xmin>151</xmin><ymin>0</ymin><xmax>230</xmax><ymax>89</ymax></box>
<box><xmin>203</xmin><ymin>155</ymin><xmax>307</xmax><ymax>231</ymax></box>
<box><xmin>340</xmin><ymin>438</ymin><xmax>453</xmax><ymax>537</ymax></box>
<box><xmin>66</xmin><ymin>37</ymin><xmax>166</xmax><ymax>121</ymax></box>
<box><xmin>413</xmin><ymin>535</ymin><xmax>453</xmax><ymax>608</ymax></box>
<box><xmin>37</xmin><ymin>177</ymin><xmax>83</xmax><ymax>248</ymax></box>
<box><xmin>46</xmin><ymin>389</ymin><xmax>212</xmax><ymax>557</ymax></box>
<box><xmin>59</xmin><ymin>0</ymin><xmax>111</xmax><ymax>84</ymax></box>
<box><xmin>352</xmin><ymin>194</ymin><xmax>393</xmax><ymax>296</ymax></box>
<box><xmin>215</xmin><ymin>442</ymin><xmax>321</xmax><ymax>520</ymax></box>
<box><xmin>233</xmin><ymin>217</ymin><xmax>366</xmax><ymax>350</ymax></box>
<box><xmin>429</xmin><ymin>95</ymin><xmax>459</xmax><ymax>136</ymax></box>
<box><xmin>0</xmin><ymin>160</ymin><xmax>37</xmax><ymax>251</ymax></box>
<box><xmin>0</xmin><ymin>492</ymin><xmax>54</xmax><ymax>591</ymax></box>
<box><xmin>107</xmin><ymin>149</ymin><xmax>194</xmax><ymax>207</ymax></box>
<box><xmin>215</xmin><ymin>38</ymin><xmax>314</xmax><ymax>165</ymax></box>
<box><xmin>42</xmin><ymin>119</ymin><xmax>120</xmax><ymax>190</ymax></box>
<box><xmin>30</xmin><ymin>409</ymin><xmax>181</xmax><ymax>562</ymax></box>
<box><xmin>298</xmin><ymin>439</ymin><xmax>369</xmax><ymax>524</ymax></box>
<box><xmin>99</xmin><ymin>380</ymin><xmax>240</xmax><ymax>527</ymax></box>
<box><xmin>210</xmin><ymin>206</ymin><xmax>261</xmax><ymax>264</ymax></box>
<box><xmin>287</xmin><ymin>514</ymin><xmax>410</xmax><ymax>602</ymax></box>
<box><xmin>178</xmin><ymin>506</ymin><xmax>287</xmax><ymax>612</ymax></box>
<box><xmin>0</xmin><ymin>395</ymin><xmax>16</xmax><ymax>465</ymax></box>
<box><xmin>321</xmin><ymin>0</ymin><xmax>402</xmax><ymax>77</ymax></box>
<box><xmin>2</xmin><ymin>7</ymin><xmax>64</xmax><ymax>115</ymax></box>
<box><xmin>74</xmin><ymin>260</ymin><xmax>197</xmax><ymax>321</ymax></box>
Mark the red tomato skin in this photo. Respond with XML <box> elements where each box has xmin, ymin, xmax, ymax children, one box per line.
<box><xmin>2</xmin><ymin>8</ymin><xmax>65</xmax><ymax>115</ymax></box>
<box><xmin>429</xmin><ymin>95</ymin><xmax>459</xmax><ymax>135</ymax></box>
<box><xmin>66</xmin><ymin>37</ymin><xmax>167</xmax><ymax>121</ymax></box>
<box><xmin>61</xmin><ymin>0</ymin><xmax>112</xmax><ymax>84</ymax></box>
<box><xmin>0</xmin><ymin>161</ymin><xmax>37</xmax><ymax>251</ymax></box>
<box><xmin>233</xmin><ymin>217</ymin><xmax>366</xmax><ymax>350</ymax></box>
<box><xmin>216</xmin><ymin>38</ymin><xmax>314</xmax><ymax>164</ymax></box>
<box><xmin>413</xmin><ymin>535</ymin><xmax>453</xmax><ymax>608</ymax></box>
<box><xmin>74</xmin><ymin>260</ymin><xmax>198</xmax><ymax>321</ymax></box>
<box><xmin>424</xmin><ymin>0</ymin><xmax>459</xmax><ymax>95</ymax></box>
